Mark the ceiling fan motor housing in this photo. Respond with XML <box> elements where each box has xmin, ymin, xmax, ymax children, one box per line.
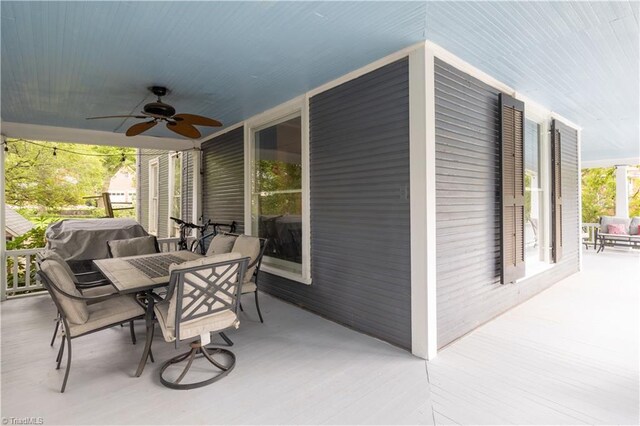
<box><xmin>143</xmin><ymin>101</ymin><xmax>176</xmax><ymax>117</ymax></box>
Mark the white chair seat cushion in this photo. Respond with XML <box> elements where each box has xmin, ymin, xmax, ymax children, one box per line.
<box><xmin>231</xmin><ymin>235</ymin><xmax>261</xmax><ymax>283</ymax></box>
<box><xmin>69</xmin><ymin>295</ymin><xmax>144</xmax><ymax>337</ymax></box>
<box><xmin>41</xmin><ymin>260</ymin><xmax>89</xmax><ymax>325</ymax></box>
<box><xmin>206</xmin><ymin>234</ymin><xmax>237</xmax><ymax>256</ymax></box>
<box><xmin>108</xmin><ymin>236</ymin><xmax>158</xmax><ymax>258</ymax></box>
<box><xmin>241</xmin><ymin>281</ymin><xmax>257</xmax><ymax>294</ymax></box>
<box><xmin>154</xmin><ymin>301</ymin><xmax>239</xmax><ymax>342</ymax></box>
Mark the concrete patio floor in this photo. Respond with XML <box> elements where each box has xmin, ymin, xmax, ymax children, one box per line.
<box><xmin>1</xmin><ymin>249</ymin><xmax>638</xmax><ymax>425</ymax></box>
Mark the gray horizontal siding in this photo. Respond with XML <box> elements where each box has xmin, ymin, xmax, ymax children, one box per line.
<box><xmin>260</xmin><ymin>58</ymin><xmax>411</xmax><ymax>349</ymax></box>
<box><xmin>201</xmin><ymin>127</ymin><xmax>245</xmax><ymax>234</ymax></box>
<box><xmin>138</xmin><ymin>148</ymin><xmax>193</xmax><ymax>238</ymax></box>
<box><xmin>435</xmin><ymin>58</ymin><xmax>580</xmax><ymax>348</ymax></box>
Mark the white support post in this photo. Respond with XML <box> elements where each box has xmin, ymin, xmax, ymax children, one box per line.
<box><xmin>192</xmin><ymin>148</ymin><xmax>201</xmax><ymax>226</ymax></box>
<box><xmin>615</xmin><ymin>165</ymin><xmax>629</xmax><ymax>218</ymax></box>
<box><xmin>1</xmin><ymin>135</ymin><xmax>7</xmax><ymax>301</ymax></box>
<box><xmin>409</xmin><ymin>43</ymin><xmax>437</xmax><ymax>360</ymax></box>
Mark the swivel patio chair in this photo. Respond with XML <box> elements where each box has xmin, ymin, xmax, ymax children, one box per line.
<box><xmin>152</xmin><ymin>253</ymin><xmax>249</xmax><ymax>389</ymax></box>
<box><xmin>37</xmin><ymin>259</ymin><xmax>146</xmax><ymax>393</ymax></box>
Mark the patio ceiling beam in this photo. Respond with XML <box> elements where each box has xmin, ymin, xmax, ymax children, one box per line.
<box><xmin>0</xmin><ymin>122</ymin><xmax>197</xmax><ymax>151</ymax></box>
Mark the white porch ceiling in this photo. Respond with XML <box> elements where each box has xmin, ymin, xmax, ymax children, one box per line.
<box><xmin>0</xmin><ymin>1</ymin><xmax>637</xmax><ymax>162</ymax></box>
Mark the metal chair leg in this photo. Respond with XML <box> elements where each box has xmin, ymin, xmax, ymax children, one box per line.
<box><xmin>50</xmin><ymin>313</ymin><xmax>60</xmax><ymax>346</ymax></box>
<box><xmin>129</xmin><ymin>321</ymin><xmax>136</xmax><ymax>345</ymax></box>
<box><xmin>254</xmin><ymin>291</ymin><xmax>264</xmax><ymax>323</ymax></box>
<box><xmin>219</xmin><ymin>332</ymin><xmax>233</xmax><ymax>346</ymax></box>
<box><xmin>56</xmin><ymin>335</ymin><xmax>66</xmax><ymax>368</ymax></box>
<box><xmin>60</xmin><ymin>336</ymin><xmax>72</xmax><ymax>393</ymax></box>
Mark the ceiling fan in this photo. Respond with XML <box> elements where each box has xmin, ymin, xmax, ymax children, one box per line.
<box><xmin>86</xmin><ymin>86</ymin><xmax>222</xmax><ymax>139</ymax></box>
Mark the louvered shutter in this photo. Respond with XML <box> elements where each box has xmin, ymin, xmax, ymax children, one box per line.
<box><xmin>551</xmin><ymin>120</ymin><xmax>563</xmax><ymax>262</ymax></box>
<box><xmin>500</xmin><ymin>93</ymin><xmax>526</xmax><ymax>284</ymax></box>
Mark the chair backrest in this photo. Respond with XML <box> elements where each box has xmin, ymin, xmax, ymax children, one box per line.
<box><xmin>107</xmin><ymin>235</ymin><xmax>160</xmax><ymax>258</ymax></box>
<box><xmin>166</xmin><ymin>253</ymin><xmax>249</xmax><ymax>343</ymax></box>
<box><xmin>38</xmin><ymin>260</ymin><xmax>90</xmax><ymax>325</ymax></box>
<box><xmin>205</xmin><ymin>233</ymin><xmax>238</xmax><ymax>256</ymax></box>
<box><xmin>229</xmin><ymin>234</ymin><xmax>268</xmax><ymax>283</ymax></box>
<box><xmin>599</xmin><ymin>216</ymin><xmax>631</xmax><ymax>234</ymax></box>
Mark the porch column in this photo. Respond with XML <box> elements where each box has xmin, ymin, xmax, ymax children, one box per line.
<box><xmin>615</xmin><ymin>165</ymin><xmax>629</xmax><ymax>218</ymax></box>
<box><xmin>1</xmin><ymin>135</ymin><xmax>6</xmax><ymax>301</ymax></box>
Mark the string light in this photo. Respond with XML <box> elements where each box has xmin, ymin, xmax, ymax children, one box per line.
<box><xmin>4</xmin><ymin>138</ymin><xmax>195</xmax><ymax>159</ymax></box>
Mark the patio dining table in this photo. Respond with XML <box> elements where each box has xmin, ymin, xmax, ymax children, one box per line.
<box><xmin>93</xmin><ymin>250</ymin><xmax>203</xmax><ymax>377</ymax></box>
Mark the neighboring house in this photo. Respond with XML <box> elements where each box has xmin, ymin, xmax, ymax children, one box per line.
<box><xmin>137</xmin><ymin>149</ymin><xmax>195</xmax><ymax>238</ymax></box>
<box><xmin>5</xmin><ymin>206</ymin><xmax>33</xmax><ymax>241</ymax></box>
<box><xmin>135</xmin><ymin>41</ymin><xmax>581</xmax><ymax>359</ymax></box>
<box><xmin>107</xmin><ymin>166</ymin><xmax>136</xmax><ymax>204</ymax></box>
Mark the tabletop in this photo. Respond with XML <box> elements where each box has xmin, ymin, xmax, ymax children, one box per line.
<box><xmin>93</xmin><ymin>250</ymin><xmax>203</xmax><ymax>293</ymax></box>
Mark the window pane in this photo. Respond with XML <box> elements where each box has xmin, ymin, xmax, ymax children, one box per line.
<box><xmin>253</xmin><ymin>116</ymin><xmax>302</xmax><ymax>270</ymax></box>
<box><xmin>524</xmin><ymin>120</ymin><xmax>543</xmax><ymax>263</ymax></box>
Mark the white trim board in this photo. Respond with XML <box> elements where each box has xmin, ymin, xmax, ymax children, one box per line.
<box><xmin>582</xmin><ymin>157</ymin><xmax>640</xmax><ymax>169</ymax></box>
<box><xmin>408</xmin><ymin>45</ymin><xmax>437</xmax><ymax>360</ymax></box>
<box><xmin>1</xmin><ymin>122</ymin><xmax>192</xmax><ymax>151</ymax></box>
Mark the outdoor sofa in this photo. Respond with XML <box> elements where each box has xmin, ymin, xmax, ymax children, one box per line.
<box><xmin>596</xmin><ymin>216</ymin><xmax>640</xmax><ymax>252</ymax></box>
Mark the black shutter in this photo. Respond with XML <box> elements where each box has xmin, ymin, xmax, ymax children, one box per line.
<box><xmin>500</xmin><ymin>93</ymin><xmax>526</xmax><ymax>284</ymax></box>
<box><xmin>551</xmin><ymin>120</ymin><xmax>563</xmax><ymax>262</ymax></box>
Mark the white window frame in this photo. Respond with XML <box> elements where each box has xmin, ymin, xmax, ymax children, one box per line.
<box><xmin>167</xmin><ymin>152</ymin><xmax>183</xmax><ymax>237</ymax></box>
<box><xmin>244</xmin><ymin>96</ymin><xmax>311</xmax><ymax>285</ymax></box>
<box><xmin>148</xmin><ymin>157</ymin><xmax>160</xmax><ymax>235</ymax></box>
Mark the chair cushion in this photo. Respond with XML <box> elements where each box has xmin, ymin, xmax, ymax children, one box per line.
<box><xmin>108</xmin><ymin>236</ymin><xmax>158</xmax><ymax>258</ymax></box>
<box><xmin>69</xmin><ymin>295</ymin><xmax>145</xmax><ymax>337</ymax></box>
<box><xmin>206</xmin><ymin>234</ymin><xmax>237</xmax><ymax>256</ymax></box>
<box><xmin>600</xmin><ymin>216</ymin><xmax>631</xmax><ymax>234</ymax></box>
<box><xmin>41</xmin><ymin>260</ymin><xmax>89</xmax><ymax>325</ymax></box>
<box><xmin>42</xmin><ymin>250</ymin><xmax>76</xmax><ymax>280</ymax></box>
<box><xmin>241</xmin><ymin>280</ymin><xmax>257</xmax><ymax>294</ymax></box>
<box><xmin>608</xmin><ymin>223</ymin><xmax>628</xmax><ymax>235</ymax></box>
<box><xmin>161</xmin><ymin>252</ymin><xmax>243</xmax><ymax>342</ymax></box>
<box><xmin>231</xmin><ymin>235</ymin><xmax>261</xmax><ymax>283</ymax></box>
<box><xmin>155</xmin><ymin>301</ymin><xmax>239</xmax><ymax>342</ymax></box>
<box><xmin>80</xmin><ymin>285</ymin><xmax>117</xmax><ymax>301</ymax></box>
<box><xmin>630</xmin><ymin>217</ymin><xmax>640</xmax><ymax>235</ymax></box>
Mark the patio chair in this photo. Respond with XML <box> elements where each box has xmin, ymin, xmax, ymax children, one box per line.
<box><xmin>37</xmin><ymin>251</ymin><xmax>122</xmax><ymax>346</ymax></box>
<box><xmin>232</xmin><ymin>235</ymin><xmax>269</xmax><ymax>323</ymax></box>
<box><xmin>106</xmin><ymin>235</ymin><xmax>160</xmax><ymax>258</ymax></box>
<box><xmin>207</xmin><ymin>234</ymin><xmax>268</xmax><ymax>323</ymax></box>
<box><xmin>152</xmin><ymin>253</ymin><xmax>249</xmax><ymax>389</ymax></box>
<box><xmin>37</xmin><ymin>259</ymin><xmax>146</xmax><ymax>393</ymax></box>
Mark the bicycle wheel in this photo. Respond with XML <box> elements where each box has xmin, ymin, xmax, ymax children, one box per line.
<box><xmin>190</xmin><ymin>238</ymin><xmax>206</xmax><ymax>255</ymax></box>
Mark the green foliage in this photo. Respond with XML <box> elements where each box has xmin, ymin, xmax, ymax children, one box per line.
<box><xmin>581</xmin><ymin>166</ymin><xmax>640</xmax><ymax>223</ymax></box>
<box><xmin>581</xmin><ymin>167</ymin><xmax>616</xmax><ymax>223</ymax></box>
<box><xmin>256</xmin><ymin>160</ymin><xmax>302</xmax><ymax>216</ymax></box>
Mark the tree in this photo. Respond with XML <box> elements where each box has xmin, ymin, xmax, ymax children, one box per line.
<box><xmin>4</xmin><ymin>139</ymin><xmax>136</xmax><ymax>211</ymax></box>
<box><xmin>581</xmin><ymin>166</ymin><xmax>640</xmax><ymax>223</ymax></box>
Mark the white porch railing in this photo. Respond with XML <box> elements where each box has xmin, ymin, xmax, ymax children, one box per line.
<box><xmin>582</xmin><ymin>222</ymin><xmax>599</xmax><ymax>249</ymax></box>
<box><xmin>1</xmin><ymin>237</ymin><xmax>192</xmax><ymax>301</ymax></box>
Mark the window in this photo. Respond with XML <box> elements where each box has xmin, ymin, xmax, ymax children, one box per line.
<box><xmin>168</xmin><ymin>152</ymin><xmax>182</xmax><ymax>237</ymax></box>
<box><xmin>525</xmin><ymin>120</ymin><xmax>543</xmax><ymax>261</ymax></box>
<box><xmin>247</xmin><ymin>101</ymin><xmax>310</xmax><ymax>284</ymax></box>
<box><xmin>148</xmin><ymin>158</ymin><xmax>159</xmax><ymax>235</ymax></box>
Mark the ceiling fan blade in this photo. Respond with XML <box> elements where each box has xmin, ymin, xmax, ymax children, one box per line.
<box><xmin>173</xmin><ymin>113</ymin><xmax>222</xmax><ymax>127</ymax></box>
<box><xmin>126</xmin><ymin>120</ymin><xmax>157</xmax><ymax>136</ymax></box>
<box><xmin>166</xmin><ymin>121</ymin><xmax>201</xmax><ymax>139</ymax></box>
<box><xmin>86</xmin><ymin>115</ymin><xmax>147</xmax><ymax>120</ymax></box>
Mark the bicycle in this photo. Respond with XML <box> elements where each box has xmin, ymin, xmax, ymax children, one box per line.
<box><xmin>170</xmin><ymin>217</ymin><xmax>237</xmax><ymax>255</ymax></box>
